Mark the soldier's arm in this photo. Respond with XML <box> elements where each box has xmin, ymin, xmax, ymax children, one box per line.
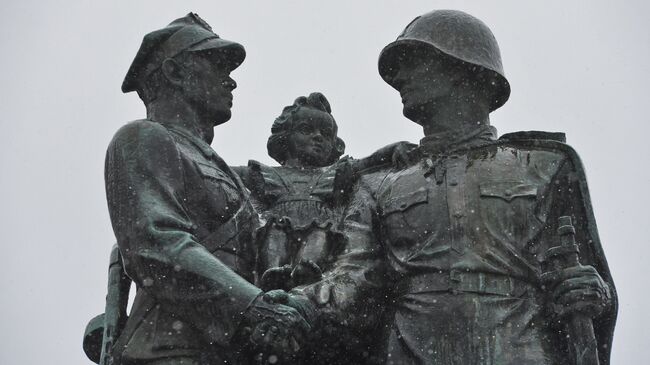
<box><xmin>533</xmin><ymin>147</ymin><xmax>616</xmax><ymax>362</ymax></box>
<box><xmin>536</xmin><ymin>153</ymin><xmax>613</xmax><ymax>303</ymax></box>
<box><xmin>230</xmin><ymin>165</ymin><xmax>251</xmax><ymax>187</ymax></box>
<box><xmin>349</xmin><ymin>141</ymin><xmax>417</xmax><ymax>173</ymax></box>
<box><xmin>105</xmin><ymin>121</ymin><xmax>262</xmax><ymax>345</ymax></box>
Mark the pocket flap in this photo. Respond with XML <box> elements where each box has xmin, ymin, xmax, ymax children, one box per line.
<box><xmin>196</xmin><ymin>162</ymin><xmax>236</xmax><ymax>186</ymax></box>
<box><xmin>480</xmin><ymin>182</ymin><xmax>538</xmax><ymax>202</ymax></box>
<box><xmin>382</xmin><ymin>188</ymin><xmax>428</xmax><ymax>214</ymax></box>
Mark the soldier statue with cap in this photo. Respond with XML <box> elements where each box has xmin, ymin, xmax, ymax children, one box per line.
<box><xmin>284</xmin><ymin>9</ymin><xmax>618</xmax><ymax>365</ymax></box>
<box><xmin>87</xmin><ymin>13</ymin><xmax>311</xmax><ymax>365</ymax></box>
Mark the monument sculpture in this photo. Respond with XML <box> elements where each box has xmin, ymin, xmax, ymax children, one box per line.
<box><xmin>85</xmin><ymin>13</ymin><xmax>311</xmax><ymax>365</ymax></box>
<box><xmin>295</xmin><ymin>9</ymin><xmax>616</xmax><ymax>365</ymax></box>
<box><xmin>85</xmin><ymin>9</ymin><xmax>617</xmax><ymax>365</ymax></box>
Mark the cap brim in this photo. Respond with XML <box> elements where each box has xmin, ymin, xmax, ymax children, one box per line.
<box><xmin>378</xmin><ymin>39</ymin><xmax>510</xmax><ymax>111</ymax></box>
<box><xmin>187</xmin><ymin>37</ymin><xmax>246</xmax><ymax>71</ymax></box>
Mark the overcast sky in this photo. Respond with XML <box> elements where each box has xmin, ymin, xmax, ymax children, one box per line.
<box><xmin>0</xmin><ymin>1</ymin><xmax>648</xmax><ymax>364</ymax></box>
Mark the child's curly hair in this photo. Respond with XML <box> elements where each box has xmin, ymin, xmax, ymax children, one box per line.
<box><xmin>267</xmin><ymin>92</ymin><xmax>346</xmax><ymax>165</ymax></box>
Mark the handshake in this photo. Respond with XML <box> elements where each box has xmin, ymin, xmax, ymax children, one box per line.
<box><xmin>238</xmin><ymin>290</ymin><xmax>316</xmax><ymax>362</ymax></box>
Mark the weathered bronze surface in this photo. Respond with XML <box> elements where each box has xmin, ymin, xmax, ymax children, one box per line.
<box><xmin>292</xmin><ymin>9</ymin><xmax>617</xmax><ymax>365</ymax></box>
<box><xmin>86</xmin><ymin>9</ymin><xmax>617</xmax><ymax>365</ymax></box>
<box><xmin>88</xmin><ymin>13</ymin><xmax>312</xmax><ymax>365</ymax></box>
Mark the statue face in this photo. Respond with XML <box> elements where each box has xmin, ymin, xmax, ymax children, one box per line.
<box><xmin>180</xmin><ymin>52</ymin><xmax>237</xmax><ymax>126</ymax></box>
<box><xmin>392</xmin><ymin>53</ymin><xmax>458</xmax><ymax>121</ymax></box>
<box><xmin>286</xmin><ymin>110</ymin><xmax>336</xmax><ymax>167</ymax></box>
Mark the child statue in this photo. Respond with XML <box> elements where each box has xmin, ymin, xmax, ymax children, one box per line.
<box><xmin>235</xmin><ymin>92</ymin><xmax>411</xmax><ymax>291</ymax></box>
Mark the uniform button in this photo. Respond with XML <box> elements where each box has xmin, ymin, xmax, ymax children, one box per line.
<box><xmin>505</xmin><ymin>189</ymin><xmax>513</xmax><ymax>197</ymax></box>
<box><xmin>453</xmin><ymin>211</ymin><xmax>463</xmax><ymax>218</ymax></box>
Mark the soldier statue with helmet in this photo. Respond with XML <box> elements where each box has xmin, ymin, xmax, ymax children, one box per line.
<box><xmin>285</xmin><ymin>9</ymin><xmax>618</xmax><ymax>365</ymax></box>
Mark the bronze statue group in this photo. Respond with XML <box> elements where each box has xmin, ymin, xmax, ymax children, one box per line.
<box><xmin>84</xmin><ymin>10</ymin><xmax>617</xmax><ymax>365</ymax></box>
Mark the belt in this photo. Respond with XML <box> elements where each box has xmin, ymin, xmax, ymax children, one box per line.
<box><xmin>396</xmin><ymin>270</ymin><xmax>536</xmax><ymax>298</ymax></box>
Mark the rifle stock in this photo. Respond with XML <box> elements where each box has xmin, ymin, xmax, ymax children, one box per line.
<box><xmin>542</xmin><ymin>216</ymin><xmax>600</xmax><ymax>365</ymax></box>
<box><xmin>99</xmin><ymin>244</ymin><xmax>131</xmax><ymax>365</ymax></box>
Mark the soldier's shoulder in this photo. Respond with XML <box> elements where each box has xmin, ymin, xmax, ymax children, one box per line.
<box><xmin>357</xmin><ymin>166</ymin><xmax>393</xmax><ymax>192</ymax></box>
<box><xmin>387</xmin><ymin>160</ymin><xmax>424</xmax><ymax>179</ymax></box>
<box><xmin>499</xmin><ymin>130</ymin><xmax>567</xmax><ymax>143</ymax></box>
<box><xmin>496</xmin><ymin>130</ymin><xmax>581</xmax><ymax>161</ymax></box>
<box><xmin>368</xmin><ymin>162</ymin><xmax>424</xmax><ymax>197</ymax></box>
<box><xmin>247</xmin><ymin>159</ymin><xmax>268</xmax><ymax>170</ymax></box>
<box><xmin>110</xmin><ymin>119</ymin><xmax>174</xmax><ymax>146</ymax></box>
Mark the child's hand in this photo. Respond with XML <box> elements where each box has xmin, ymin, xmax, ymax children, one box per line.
<box><xmin>290</xmin><ymin>260</ymin><xmax>323</xmax><ymax>287</ymax></box>
<box><xmin>260</xmin><ymin>265</ymin><xmax>293</xmax><ymax>291</ymax></box>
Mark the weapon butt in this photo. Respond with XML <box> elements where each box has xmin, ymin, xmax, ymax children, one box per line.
<box><xmin>569</xmin><ymin>314</ymin><xmax>600</xmax><ymax>365</ymax></box>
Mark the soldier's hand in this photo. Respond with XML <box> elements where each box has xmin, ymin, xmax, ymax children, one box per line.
<box><xmin>390</xmin><ymin>141</ymin><xmax>417</xmax><ymax>169</ymax></box>
<box><xmin>263</xmin><ymin>289</ymin><xmax>317</xmax><ymax>325</ymax></box>
<box><xmin>542</xmin><ymin>264</ymin><xmax>611</xmax><ymax>318</ymax></box>
<box><xmin>241</xmin><ymin>294</ymin><xmax>311</xmax><ymax>360</ymax></box>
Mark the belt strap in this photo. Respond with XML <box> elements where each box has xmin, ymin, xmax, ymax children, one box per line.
<box><xmin>202</xmin><ymin>202</ymin><xmax>254</xmax><ymax>252</ymax></box>
<box><xmin>396</xmin><ymin>271</ymin><xmax>536</xmax><ymax>298</ymax></box>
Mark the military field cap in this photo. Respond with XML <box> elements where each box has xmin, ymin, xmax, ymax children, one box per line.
<box><xmin>378</xmin><ymin>10</ymin><xmax>511</xmax><ymax>111</ymax></box>
<box><xmin>122</xmin><ymin>12</ymin><xmax>246</xmax><ymax>93</ymax></box>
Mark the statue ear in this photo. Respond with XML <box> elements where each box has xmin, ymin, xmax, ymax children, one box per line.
<box><xmin>326</xmin><ymin>137</ymin><xmax>346</xmax><ymax>164</ymax></box>
<box><xmin>161</xmin><ymin>58</ymin><xmax>185</xmax><ymax>87</ymax></box>
<box><xmin>335</xmin><ymin>137</ymin><xmax>346</xmax><ymax>155</ymax></box>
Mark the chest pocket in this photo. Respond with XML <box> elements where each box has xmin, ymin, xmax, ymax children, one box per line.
<box><xmin>382</xmin><ymin>187</ymin><xmax>429</xmax><ymax>214</ymax></box>
<box><xmin>479</xmin><ymin>181</ymin><xmax>541</xmax><ymax>243</ymax></box>
<box><xmin>196</xmin><ymin>162</ymin><xmax>238</xmax><ymax>188</ymax></box>
<box><xmin>479</xmin><ymin>182</ymin><xmax>538</xmax><ymax>201</ymax></box>
<box><xmin>379</xmin><ymin>187</ymin><xmax>430</xmax><ymax>245</ymax></box>
<box><xmin>195</xmin><ymin>161</ymin><xmax>241</xmax><ymax>221</ymax></box>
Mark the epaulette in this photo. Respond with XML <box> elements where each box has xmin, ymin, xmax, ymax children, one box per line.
<box><xmin>247</xmin><ymin>159</ymin><xmax>263</xmax><ymax>170</ymax></box>
<box><xmin>498</xmin><ymin>130</ymin><xmax>566</xmax><ymax>143</ymax></box>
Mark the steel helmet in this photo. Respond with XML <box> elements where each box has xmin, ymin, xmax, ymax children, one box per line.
<box><xmin>378</xmin><ymin>10</ymin><xmax>511</xmax><ymax>111</ymax></box>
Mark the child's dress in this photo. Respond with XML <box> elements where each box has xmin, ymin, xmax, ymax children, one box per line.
<box><xmin>247</xmin><ymin>159</ymin><xmax>352</xmax><ymax>290</ymax></box>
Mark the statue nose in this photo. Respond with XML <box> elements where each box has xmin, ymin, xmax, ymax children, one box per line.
<box><xmin>392</xmin><ymin>68</ymin><xmax>408</xmax><ymax>89</ymax></box>
<box><xmin>222</xmin><ymin>77</ymin><xmax>237</xmax><ymax>91</ymax></box>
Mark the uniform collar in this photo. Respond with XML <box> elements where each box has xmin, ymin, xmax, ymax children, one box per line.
<box><xmin>163</xmin><ymin>123</ymin><xmax>218</xmax><ymax>159</ymax></box>
<box><xmin>164</xmin><ymin>121</ymin><xmax>249</xmax><ymax>195</ymax></box>
<box><xmin>418</xmin><ymin>125</ymin><xmax>497</xmax><ymax>155</ymax></box>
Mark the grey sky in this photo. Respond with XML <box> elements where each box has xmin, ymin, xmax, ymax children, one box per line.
<box><xmin>0</xmin><ymin>1</ymin><xmax>648</xmax><ymax>363</ymax></box>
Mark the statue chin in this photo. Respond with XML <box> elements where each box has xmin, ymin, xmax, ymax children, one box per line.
<box><xmin>402</xmin><ymin>103</ymin><xmax>425</xmax><ymax>124</ymax></box>
<box><xmin>211</xmin><ymin>109</ymin><xmax>232</xmax><ymax>126</ymax></box>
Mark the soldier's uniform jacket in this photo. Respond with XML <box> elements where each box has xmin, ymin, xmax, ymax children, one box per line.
<box><xmin>300</xmin><ymin>127</ymin><xmax>617</xmax><ymax>365</ymax></box>
<box><xmin>105</xmin><ymin>119</ymin><xmax>262</xmax><ymax>363</ymax></box>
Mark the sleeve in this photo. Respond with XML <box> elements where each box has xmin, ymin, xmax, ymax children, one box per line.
<box><xmin>532</xmin><ymin>146</ymin><xmax>617</xmax><ymax>365</ymax></box>
<box><xmin>349</xmin><ymin>141</ymin><xmax>416</xmax><ymax>173</ymax></box>
<box><xmin>230</xmin><ymin>165</ymin><xmax>250</xmax><ymax>187</ymax></box>
<box><xmin>292</xmin><ymin>173</ymin><xmax>388</xmax><ymax>331</ymax></box>
<box><xmin>105</xmin><ymin>122</ymin><xmax>261</xmax><ymax>345</ymax></box>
